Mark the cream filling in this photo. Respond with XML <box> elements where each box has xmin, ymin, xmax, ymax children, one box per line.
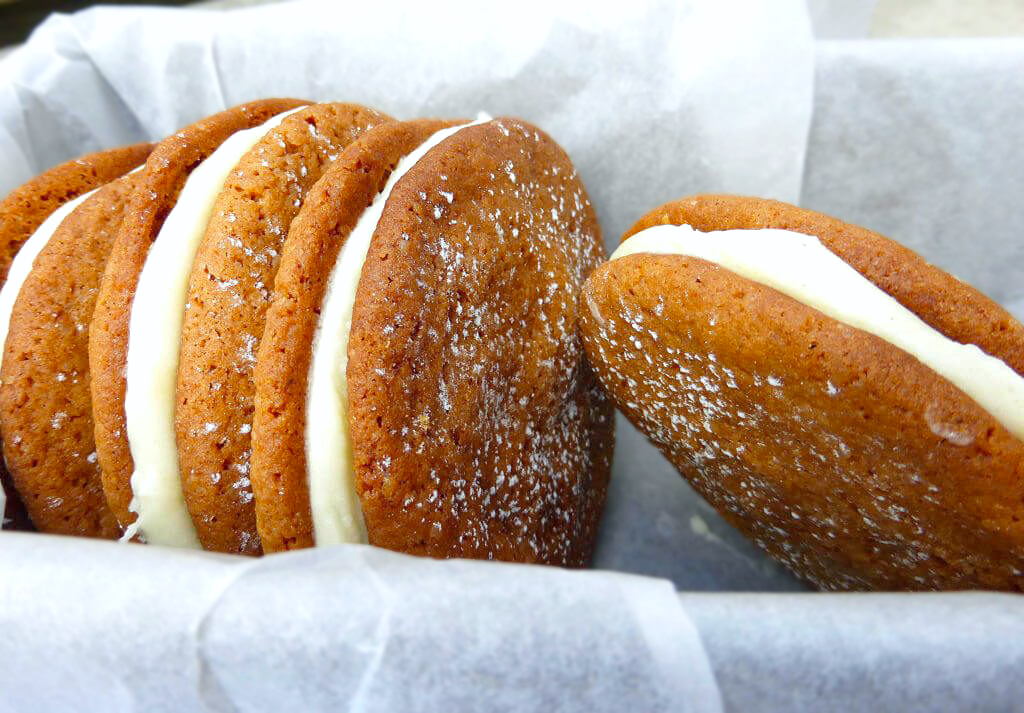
<box><xmin>123</xmin><ymin>107</ymin><xmax>304</xmax><ymax>547</ymax></box>
<box><xmin>306</xmin><ymin>116</ymin><xmax>490</xmax><ymax>546</ymax></box>
<box><xmin>612</xmin><ymin>225</ymin><xmax>1024</xmax><ymax>441</ymax></box>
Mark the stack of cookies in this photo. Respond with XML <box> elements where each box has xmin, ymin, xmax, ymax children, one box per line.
<box><xmin>0</xmin><ymin>99</ymin><xmax>613</xmax><ymax>566</ymax></box>
<box><xmin>3</xmin><ymin>98</ymin><xmax>1021</xmax><ymax>592</ymax></box>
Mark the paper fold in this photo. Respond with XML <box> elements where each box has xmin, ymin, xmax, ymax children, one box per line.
<box><xmin>803</xmin><ymin>38</ymin><xmax>1024</xmax><ymax>318</ymax></box>
<box><xmin>0</xmin><ymin>533</ymin><xmax>723</xmax><ymax>712</ymax></box>
<box><xmin>0</xmin><ymin>0</ymin><xmax>816</xmax><ymax>244</ymax></box>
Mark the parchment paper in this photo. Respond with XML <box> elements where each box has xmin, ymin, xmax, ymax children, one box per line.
<box><xmin>804</xmin><ymin>38</ymin><xmax>1024</xmax><ymax>316</ymax></box>
<box><xmin>683</xmin><ymin>590</ymin><xmax>1024</xmax><ymax>713</ymax></box>
<box><xmin>0</xmin><ymin>0</ymin><xmax>817</xmax><ymax>246</ymax></box>
<box><xmin>0</xmin><ymin>1</ymin><xmax>1022</xmax><ymax>710</ymax></box>
<box><xmin>0</xmin><ymin>532</ymin><xmax>721</xmax><ymax>712</ymax></box>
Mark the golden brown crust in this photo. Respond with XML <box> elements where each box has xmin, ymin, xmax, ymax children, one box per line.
<box><xmin>581</xmin><ymin>196</ymin><xmax>1024</xmax><ymax>590</ymax></box>
<box><xmin>90</xmin><ymin>98</ymin><xmax>306</xmax><ymax>530</ymax></box>
<box><xmin>627</xmin><ymin>195</ymin><xmax>1024</xmax><ymax>375</ymax></box>
<box><xmin>252</xmin><ymin>119</ymin><xmax>454</xmax><ymax>553</ymax></box>
<box><xmin>176</xmin><ymin>103</ymin><xmax>391</xmax><ymax>555</ymax></box>
<box><xmin>348</xmin><ymin>119</ymin><xmax>613</xmax><ymax>566</ymax></box>
<box><xmin>0</xmin><ymin>143</ymin><xmax>152</xmax><ymax>285</ymax></box>
<box><xmin>1</xmin><ymin>168</ymin><xmax>149</xmax><ymax>538</ymax></box>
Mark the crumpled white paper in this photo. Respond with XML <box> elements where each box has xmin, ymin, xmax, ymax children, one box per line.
<box><xmin>1</xmin><ymin>0</ymin><xmax>1023</xmax><ymax>710</ymax></box>
<box><xmin>0</xmin><ymin>532</ymin><xmax>722</xmax><ymax>712</ymax></box>
<box><xmin>682</xmin><ymin>590</ymin><xmax>1024</xmax><ymax>713</ymax></box>
<box><xmin>0</xmin><ymin>0</ymin><xmax>816</xmax><ymax>246</ymax></box>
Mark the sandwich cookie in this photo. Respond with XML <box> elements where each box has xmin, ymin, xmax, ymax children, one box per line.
<box><xmin>252</xmin><ymin>117</ymin><xmax>614</xmax><ymax>566</ymax></box>
<box><xmin>175</xmin><ymin>103</ymin><xmax>391</xmax><ymax>555</ymax></box>
<box><xmin>0</xmin><ymin>144</ymin><xmax>152</xmax><ymax>536</ymax></box>
<box><xmin>0</xmin><ymin>166</ymin><xmax>152</xmax><ymax>537</ymax></box>
<box><xmin>90</xmin><ymin>99</ymin><xmax>306</xmax><ymax>543</ymax></box>
<box><xmin>580</xmin><ymin>195</ymin><xmax>1024</xmax><ymax>590</ymax></box>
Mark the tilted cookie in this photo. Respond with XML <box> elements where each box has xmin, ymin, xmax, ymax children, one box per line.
<box><xmin>0</xmin><ymin>144</ymin><xmax>152</xmax><ymax>536</ymax></box>
<box><xmin>251</xmin><ymin>117</ymin><xmax>614</xmax><ymax>566</ymax></box>
<box><xmin>580</xmin><ymin>195</ymin><xmax>1024</xmax><ymax>590</ymax></box>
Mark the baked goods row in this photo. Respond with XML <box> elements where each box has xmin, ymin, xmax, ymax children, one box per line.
<box><xmin>1</xmin><ymin>98</ymin><xmax>1020</xmax><ymax>590</ymax></box>
<box><xmin>0</xmin><ymin>101</ymin><xmax>612</xmax><ymax>566</ymax></box>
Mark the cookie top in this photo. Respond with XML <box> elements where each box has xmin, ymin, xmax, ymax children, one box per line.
<box><xmin>581</xmin><ymin>195</ymin><xmax>1024</xmax><ymax>590</ymax></box>
<box><xmin>175</xmin><ymin>103</ymin><xmax>391</xmax><ymax>555</ymax></box>
<box><xmin>252</xmin><ymin>117</ymin><xmax>614</xmax><ymax>566</ymax></box>
<box><xmin>90</xmin><ymin>99</ymin><xmax>306</xmax><ymax>533</ymax></box>
<box><xmin>0</xmin><ymin>143</ymin><xmax>152</xmax><ymax>285</ymax></box>
<box><xmin>1</xmin><ymin>168</ymin><xmax>148</xmax><ymax>538</ymax></box>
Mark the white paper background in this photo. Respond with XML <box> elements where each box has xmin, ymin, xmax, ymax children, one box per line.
<box><xmin>1</xmin><ymin>0</ymin><xmax>1023</xmax><ymax>710</ymax></box>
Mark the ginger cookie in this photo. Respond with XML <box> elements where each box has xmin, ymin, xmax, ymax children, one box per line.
<box><xmin>0</xmin><ymin>143</ymin><xmax>150</xmax><ymax>534</ymax></box>
<box><xmin>252</xmin><ymin>118</ymin><xmax>614</xmax><ymax>566</ymax></box>
<box><xmin>0</xmin><ymin>168</ymin><xmax>151</xmax><ymax>538</ymax></box>
<box><xmin>580</xmin><ymin>194</ymin><xmax>1024</xmax><ymax>590</ymax></box>
<box><xmin>89</xmin><ymin>98</ymin><xmax>306</xmax><ymax>544</ymax></box>
<box><xmin>175</xmin><ymin>103</ymin><xmax>391</xmax><ymax>555</ymax></box>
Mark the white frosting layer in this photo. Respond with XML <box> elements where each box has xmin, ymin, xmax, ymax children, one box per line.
<box><xmin>613</xmin><ymin>225</ymin><xmax>1024</xmax><ymax>441</ymax></box>
<box><xmin>0</xmin><ymin>189</ymin><xmax>97</xmax><ymax>380</ymax></box>
<box><xmin>124</xmin><ymin>107</ymin><xmax>303</xmax><ymax>547</ymax></box>
<box><xmin>306</xmin><ymin>116</ymin><xmax>490</xmax><ymax>546</ymax></box>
